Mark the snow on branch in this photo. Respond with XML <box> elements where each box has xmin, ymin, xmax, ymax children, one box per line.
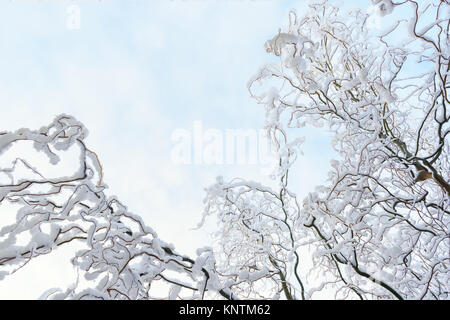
<box><xmin>204</xmin><ymin>0</ymin><xmax>449</xmax><ymax>300</ymax></box>
<box><xmin>0</xmin><ymin>115</ymin><xmax>235</xmax><ymax>300</ymax></box>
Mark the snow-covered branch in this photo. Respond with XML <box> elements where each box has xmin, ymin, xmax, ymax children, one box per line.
<box><xmin>0</xmin><ymin>115</ymin><xmax>235</xmax><ymax>300</ymax></box>
<box><xmin>202</xmin><ymin>0</ymin><xmax>449</xmax><ymax>300</ymax></box>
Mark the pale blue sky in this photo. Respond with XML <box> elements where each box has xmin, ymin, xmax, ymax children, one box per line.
<box><xmin>0</xmin><ymin>0</ymin><xmax>383</xmax><ymax>298</ymax></box>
